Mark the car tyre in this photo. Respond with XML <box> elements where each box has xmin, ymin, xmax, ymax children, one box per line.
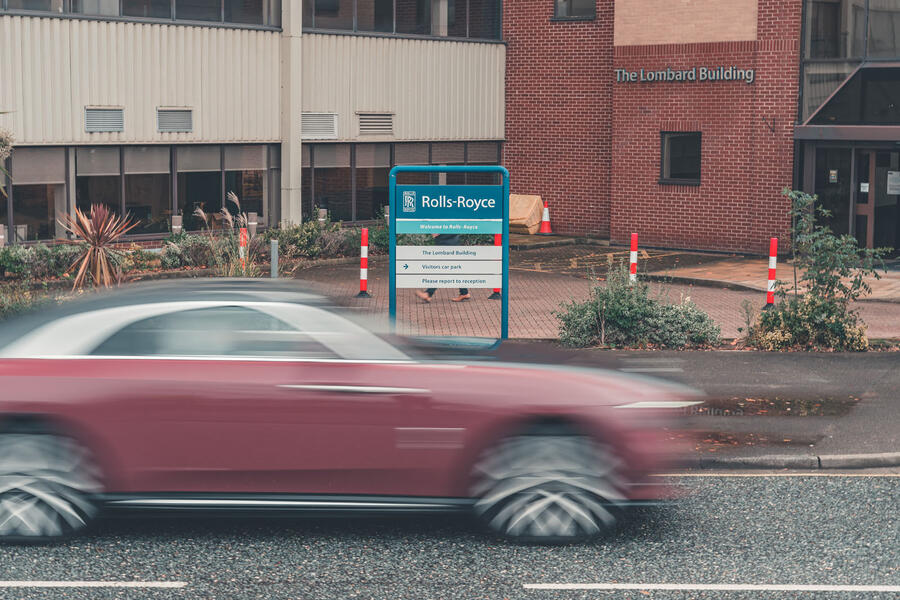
<box><xmin>0</xmin><ymin>432</ymin><xmax>102</xmax><ymax>543</ymax></box>
<box><xmin>470</xmin><ymin>429</ymin><xmax>628</xmax><ymax>543</ymax></box>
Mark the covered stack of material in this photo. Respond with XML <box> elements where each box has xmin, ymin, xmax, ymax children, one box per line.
<box><xmin>509</xmin><ymin>194</ymin><xmax>543</xmax><ymax>235</ymax></box>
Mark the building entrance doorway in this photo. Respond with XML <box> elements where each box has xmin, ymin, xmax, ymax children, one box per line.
<box><xmin>811</xmin><ymin>146</ymin><xmax>900</xmax><ymax>252</ymax></box>
<box><xmin>855</xmin><ymin>150</ymin><xmax>900</xmax><ymax>251</ymax></box>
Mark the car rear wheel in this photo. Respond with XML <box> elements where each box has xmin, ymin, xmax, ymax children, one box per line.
<box><xmin>470</xmin><ymin>430</ymin><xmax>628</xmax><ymax>542</ymax></box>
<box><xmin>0</xmin><ymin>432</ymin><xmax>102</xmax><ymax>542</ymax></box>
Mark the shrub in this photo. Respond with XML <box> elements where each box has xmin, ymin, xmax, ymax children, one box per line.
<box><xmin>743</xmin><ymin>189</ymin><xmax>889</xmax><ymax>351</ymax></box>
<box><xmin>556</xmin><ymin>263</ymin><xmax>720</xmax><ymax>349</ymax></box>
<box><xmin>120</xmin><ymin>247</ymin><xmax>157</xmax><ymax>273</ymax></box>
<box><xmin>160</xmin><ymin>234</ymin><xmax>216</xmax><ymax>269</ymax></box>
<box><xmin>0</xmin><ymin>245</ymin><xmax>28</xmax><ymax>278</ymax></box>
<box><xmin>0</xmin><ymin>281</ymin><xmax>55</xmax><ymax>321</ymax></box>
<box><xmin>0</xmin><ymin>243</ymin><xmax>82</xmax><ymax>280</ymax></box>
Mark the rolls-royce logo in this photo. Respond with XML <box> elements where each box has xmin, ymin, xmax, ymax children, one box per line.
<box><xmin>402</xmin><ymin>191</ymin><xmax>417</xmax><ymax>213</ymax></box>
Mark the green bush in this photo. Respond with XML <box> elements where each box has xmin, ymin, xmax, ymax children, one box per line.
<box><xmin>744</xmin><ymin>189</ymin><xmax>889</xmax><ymax>351</ymax></box>
<box><xmin>0</xmin><ymin>281</ymin><xmax>55</xmax><ymax>321</ymax></box>
<box><xmin>556</xmin><ymin>264</ymin><xmax>720</xmax><ymax>349</ymax></box>
<box><xmin>160</xmin><ymin>234</ymin><xmax>217</xmax><ymax>269</ymax></box>
<box><xmin>0</xmin><ymin>243</ymin><xmax>82</xmax><ymax>280</ymax></box>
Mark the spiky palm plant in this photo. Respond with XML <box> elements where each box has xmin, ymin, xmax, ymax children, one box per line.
<box><xmin>58</xmin><ymin>204</ymin><xmax>139</xmax><ymax>289</ymax></box>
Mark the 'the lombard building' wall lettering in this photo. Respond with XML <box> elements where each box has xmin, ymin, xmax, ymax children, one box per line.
<box><xmin>616</xmin><ymin>66</ymin><xmax>756</xmax><ymax>84</ymax></box>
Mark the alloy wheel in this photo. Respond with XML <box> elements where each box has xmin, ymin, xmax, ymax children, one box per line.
<box><xmin>470</xmin><ymin>433</ymin><xmax>628</xmax><ymax>542</ymax></box>
<box><xmin>0</xmin><ymin>433</ymin><xmax>102</xmax><ymax>541</ymax></box>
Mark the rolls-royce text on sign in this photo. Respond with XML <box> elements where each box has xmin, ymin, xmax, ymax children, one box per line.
<box><xmin>395</xmin><ymin>185</ymin><xmax>503</xmax><ymax>234</ymax></box>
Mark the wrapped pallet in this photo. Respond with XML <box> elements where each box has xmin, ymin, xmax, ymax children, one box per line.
<box><xmin>509</xmin><ymin>194</ymin><xmax>543</xmax><ymax>235</ymax></box>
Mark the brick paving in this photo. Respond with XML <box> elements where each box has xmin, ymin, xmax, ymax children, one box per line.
<box><xmin>297</xmin><ymin>260</ymin><xmax>900</xmax><ymax>340</ymax></box>
<box><xmin>649</xmin><ymin>256</ymin><xmax>900</xmax><ymax>302</ymax></box>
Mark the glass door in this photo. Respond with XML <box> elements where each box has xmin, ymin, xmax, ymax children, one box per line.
<box><xmin>853</xmin><ymin>150</ymin><xmax>872</xmax><ymax>247</ymax></box>
<box><xmin>873</xmin><ymin>151</ymin><xmax>900</xmax><ymax>252</ymax></box>
<box><xmin>854</xmin><ymin>150</ymin><xmax>900</xmax><ymax>251</ymax></box>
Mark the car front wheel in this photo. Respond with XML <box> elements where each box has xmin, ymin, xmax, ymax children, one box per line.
<box><xmin>470</xmin><ymin>430</ymin><xmax>628</xmax><ymax>542</ymax></box>
<box><xmin>0</xmin><ymin>432</ymin><xmax>102</xmax><ymax>542</ymax></box>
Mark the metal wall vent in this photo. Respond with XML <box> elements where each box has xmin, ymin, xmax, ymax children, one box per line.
<box><xmin>157</xmin><ymin>108</ymin><xmax>193</xmax><ymax>133</ymax></box>
<box><xmin>302</xmin><ymin>113</ymin><xmax>338</xmax><ymax>140</ymax></box>
<box><xmin>84</xmin><ymin>108</ymin><xmax>124</xmax><ymax>133</ymax></box>
<box><xmin>358</xmin><ymin>113</ymin><xmax>393</xmax><ymax>136</ymax></box>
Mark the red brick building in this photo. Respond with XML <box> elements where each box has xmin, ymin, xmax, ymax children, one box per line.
<box><xmin>505</xmin><ymin>0</ymin><xmax>900</xmax><ymax>255</ymax></box>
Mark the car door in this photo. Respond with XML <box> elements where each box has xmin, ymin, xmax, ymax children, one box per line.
<box><xmin>84</xmin><ymin>301</ymin><xmax>426</xmax><ymax>495</ymax></box>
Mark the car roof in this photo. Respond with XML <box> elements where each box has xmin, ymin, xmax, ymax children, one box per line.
<box><xmin>0</xmin><ymin>278</ymin><xmax>330</xmax><ymax>349</ymax></box>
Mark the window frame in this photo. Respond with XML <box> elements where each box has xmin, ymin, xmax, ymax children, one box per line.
<box><xmin>302</xmin><ymin>0</ymin><xmax>503</xmax><ymax>41</ymax></box>
<box><xmin>659</xmin><ymin>131</ymin><xmax>702</xmax><ymax>186</ymax></box>
<box><xmin>0</xmin><ymin>0</ymin><xmax>281</xmax><ymax>30</ymax></box>
<box><xmin>4</xmin><ymin>143</ymin><xmax>278</xmax><ymax>244</ymax></box>
<box><xmin>551</xmin><ymin>0</ymin><xmax>595</xmax><ymax>21</ymax></box>
<box><xmin>303</xmin><ymin>140</ymin><xmax>503</xmax><ymax>222</ymax></box>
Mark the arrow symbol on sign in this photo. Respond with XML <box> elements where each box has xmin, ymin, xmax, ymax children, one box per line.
<box><xmin>403</xmin><ymin>264</ymin><xmax>409</xmax><ymax>270</ymax></box>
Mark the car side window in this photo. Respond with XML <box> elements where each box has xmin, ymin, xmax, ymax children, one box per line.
<box><xmin>89</xmin><ymin>306</ymin><xmax>339</xmax><ymax>359</ymax></box>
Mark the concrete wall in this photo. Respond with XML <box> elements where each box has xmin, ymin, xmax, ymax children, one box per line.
<box><xmin>301</xmin><ymin>33</ymin><xmax>506</xmax><ymax>142</ymax></box>
<box><xmin>0</xmin><ymin>16</ymin><xmax>281</xmax><ymax>144</ymax></box>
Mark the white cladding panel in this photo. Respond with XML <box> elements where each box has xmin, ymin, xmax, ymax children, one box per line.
<box><xmin>301</xmin><ymin>33</ymin><xmax>505</xmax><ymax>141</ymax></box>
<box><xmin>0</xmin><ymin>16</ymin><xmax>281</xmax><ymax>144</ymax></box>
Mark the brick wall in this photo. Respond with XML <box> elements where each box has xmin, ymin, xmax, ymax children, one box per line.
<box><xmin>503</xmin><ymin>0</ymin><xmax>614</xmax><ymax>238</ymax></box>
<box><xmin>505</xmin><ymin>0</ymin><xmax>802</xmax><ymax>254</ymax></box>
<box><xmin>610</xmin><ymin>0</ymin><xmax>801</xmax><ymax>254</ymax></box>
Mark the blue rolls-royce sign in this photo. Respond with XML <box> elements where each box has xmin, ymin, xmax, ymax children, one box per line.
<box><xmin>388</xmin><ymin>166</ymin><xmax>511</xmax><ymax>339</ymax></box>
<box><xmin>395</xmin><ymin>185</ymin><xmax>503</xmax><ymax>234</ymax></box>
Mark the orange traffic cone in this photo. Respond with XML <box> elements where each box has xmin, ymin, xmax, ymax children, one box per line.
<box><xmin>538</xmin><ymin>200</ymin><xmax>553</xmax><ymax>235</ymax></box>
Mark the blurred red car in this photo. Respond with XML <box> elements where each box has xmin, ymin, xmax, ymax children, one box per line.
<box><xmin>0</xmin><ymin>279</ymin><xmax>699</xmax><ymax>543</ymax></box>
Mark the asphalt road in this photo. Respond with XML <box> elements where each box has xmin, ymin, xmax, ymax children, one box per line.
<box><xmin>1</xmin><ymin>474</ymin><xmax>898</xmax><ymax>599</ymax></box>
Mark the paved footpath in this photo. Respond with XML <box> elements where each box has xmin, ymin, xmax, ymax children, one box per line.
<box><xmin>296</xmin><ymin>261</ymin><xmax>900</xmax><ymax>340</ymax></box>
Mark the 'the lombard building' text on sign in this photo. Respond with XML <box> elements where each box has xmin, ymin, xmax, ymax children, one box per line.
<box><xmin>615</xmin><ymin>66</ymin><xmax>755</xmax><ymax>84</ymax></box>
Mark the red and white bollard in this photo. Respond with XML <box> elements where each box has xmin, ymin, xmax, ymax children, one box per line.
<box><xmin>765</xmin><ymin>237</ymin><xmax>778</xmax><ymax>309</ymax></box>
<box><xmin>488</xmin><ymin>233</ymin><xmax>502</xmax><ymax>299</ymax></box>
<box><xmin>357</xmin><ymin>227</ymin><xmax>371</xmax><ymax>298</ymax></box>
<box><xmin>239</xmin><ymin>227</ymin><xmax>248</xmax><ymax>277</ymax></box>
<box><xmin>629</xmin><ymin>233</ymin><xmax>638</xmax><ymax>284</ymax></box>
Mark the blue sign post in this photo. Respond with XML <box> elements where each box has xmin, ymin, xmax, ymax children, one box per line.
<box><xmin>389</xmin><ymin>165</ymin><xmax>511</xmax><ymax>339</ymax></box>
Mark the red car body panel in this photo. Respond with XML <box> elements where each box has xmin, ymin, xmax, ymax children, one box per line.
<box><xmin>0</xmin><ymin>356</ymin><xmax>688</xmax><ymax>500</ymax></box>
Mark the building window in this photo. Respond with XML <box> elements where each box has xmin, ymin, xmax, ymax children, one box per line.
<box><xmin>9</xmin><ymin>147</ymin><xmax>67</xmax><ymax>242</ymax></box>
<box><xmin>70</xmin><ymin>0</ymin><xmax>119</xmax><ymax>15</ymax></box>
<box><xmin>2</xmin><ymin>0</ymin><xmax>280</xmax><ymax>27</ymax></box>
<box><xmin>354</xmin><ymin>143</ymin><xmax>390</xmax><ymax>220</ymax></box>
<box><xmin>75</xmin><ymin>146</ymin><xmax>121</xmax><ymax>216</ymax></box>
<box><xmin>122</xmin><ymin>0</ymin><xmax>171</xmax><ymax>18</ymax></box>
<box><xmin>304</xmin><ymin>141</ymin><xmax>501</xmax><ymax>222</ymax></box>
<box><xmin>554</xmin><ymin>0</ymin><xmax>594</xmax><ymax>19</ymax></box>
<box><xmin>868</xmin><ymin>1</ymin><xmax>900</xmax><ymax>58</ymax></box>
<box><xmin>6</xmin><ymin>0</ymin><xmax>64</xmax><ymax>11</ymax></box>
<box><xmin>801</xmin><ymin>0</ymin><xmax>900</xmax><ymax>121</ymax></box>
<box><xmin>312</xmin><ymin>144</ymin><xmax>353</xmax><ymax>221</ymax></box>
<box><xmin>124</xmin><ymin>146</ymin><xmax>171</xmax><ymax>234</ymax></box>
<box><xmin>304</xmin><ymin>0</ymin><xmax>501</xmax><ymax>39</ymax></box>
<box><xmin>176</xmin><ymin>146</ymin><xmax>222</xmax><ymax>231</ymax></box>
<box><xmin>224</xmin><ymin>145</ymin><xmax>267</xmax><ymax>225</ymax></box>
<box><xmin>660</xmin><ymin>132</ymin><xmax>701</xmax><ymax>185</ymax></box>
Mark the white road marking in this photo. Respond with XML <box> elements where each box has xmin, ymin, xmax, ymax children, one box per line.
<box><xmin>652</xmin><ymin>473</ymin><xmax>900</xmax><ymax>477</ymax></box>
<box><xmin>0</xmin><ymin>581</ymin><xmax>187</xmax><ymax>588</ymax></box>
<box><xmin>525</xmin><ymin>583</ymin><xmax>900</xmax><ymax>593</ymax></box>
<box><xmin>614</xmin><ymin>401</ymin><xmax>702</xmax><ymax>409</ymax></box>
